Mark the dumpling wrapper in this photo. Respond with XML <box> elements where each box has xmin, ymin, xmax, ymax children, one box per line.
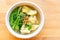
<box><xmin>22</xmin><ymin>6</ymin><xmax>31</xmax><ymax>13</ymax></box>
<box><xmin>27</xmin><ymin>10</ymin><xmax>37</xmax><ymax>15</ymax></box>
<box><xmin>20</xmin><ymin>24</ymin><xmax>30</xmax><ymax>34</ymax></box>
<box><xmin>31</xmin><ymin>25</ymin><xmax>39</xmax><ymax>31</ymax></box>
<box><xmin>22</xmin><ymin>6</ymin><xmax>37</xmax><ymax>16</ymax></box>
<box><xmin>28</xmin><ymin>16</ymin><xmax>38</xmax><ymax>24</ymax></box>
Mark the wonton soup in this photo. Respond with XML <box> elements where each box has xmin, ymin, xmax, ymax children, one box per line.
<box><xmin>9</xmin><ymin>5</ymin><xmax>40</xmax><ymax>34</ymax></box>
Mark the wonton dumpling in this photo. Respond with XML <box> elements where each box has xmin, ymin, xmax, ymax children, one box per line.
<box><xmin>22</xmin><ymin>6</ymin><xmax>37</xmax><ymax>16</ymax></box>
<box><xmin>20</xmin><ymin>24</ymin><xmax>30</xmax><ymax>34</ymax></box>
<box><xmin>31</xmin><ymin>25</ymin><xmax>39</xmax><ymax>31</ymax></box>
<box><xmin>28</xmin><ymin>16</ymin><xmax>37</xmax><ymax>24</ymax></box>
<box><xmin>22</xmin><ymin>6</ymin><xmax>31</xmax><ymax>13</ymax></box>
<box><xmin>27</xmin><ymin>10</ymin><xmax>37</xmax><ymax>15</ymax></box>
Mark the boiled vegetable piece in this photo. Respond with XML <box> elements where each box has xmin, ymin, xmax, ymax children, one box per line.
<box><xmin>10</xmin><ymin>7</ymin><xmax>24</xmax><ymax>32</ymax></box>
<box><xmin>13</xmin><ymin>7</ymin><xmax>22</xmax><ymax>30</ymax></box>
<box><xmin>13</xmin><ymin>12</ymin><xmax>25</xmax><ymax>31</ymax></box>
<box><xmin>25</xmin><ymin>23</ymin><xmax>32</xmax><ymax>30</ymax></box>
<box><xmin>9</xmin><ymin>7</ymin><xmax>19</xmax><ymax>26</ymax></box>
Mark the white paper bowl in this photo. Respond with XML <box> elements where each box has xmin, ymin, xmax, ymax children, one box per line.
<box><xmin>6</xmin><ymin>1</ymin><xmax>44</xmax><ymax>39</ymax></box>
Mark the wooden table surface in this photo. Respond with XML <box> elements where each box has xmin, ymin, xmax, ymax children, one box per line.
<box><xmin>0</xmin><ymin>0</ymin><xmax>60</xmax><ymax>40</ymax></box>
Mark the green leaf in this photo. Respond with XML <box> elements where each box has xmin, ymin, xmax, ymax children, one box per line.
<box><xmin>9</xmin><ymin>7</ymin><xmax>19</xmax><ymax>26</ymax></box>
<box><xmin>25</xmin><ymin>23</ymin><xmax>32</xmax><ymax>30</ymax></box>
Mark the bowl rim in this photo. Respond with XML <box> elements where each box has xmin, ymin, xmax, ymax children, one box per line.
<box><xmin>6</xmin><ymin>1</ymin><xmax>44</xmax><ymax>38</ymax></box>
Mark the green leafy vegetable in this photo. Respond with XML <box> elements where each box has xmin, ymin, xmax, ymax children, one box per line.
<box><xmin>9</xmin><ymin>7</ymin><xmax>19</xmax><ymax>26</ymax></box>
<box><xmin>25</xmin><ymin>23</ymin><xmax>32</xmax><ymax>30</ymax></box>
<box><xmin>9</xmin><ymin>7</ymin><xmax>26</xmax><ymax>32</ymax></box>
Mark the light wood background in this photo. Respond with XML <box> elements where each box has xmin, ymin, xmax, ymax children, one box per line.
<box><xmin>0</xmin><ymin>0</ymin><xmax>60</xmax><ymax>40</ymax></box>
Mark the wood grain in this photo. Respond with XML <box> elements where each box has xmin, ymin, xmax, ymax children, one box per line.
<box><xmin>0</xmin><ymin>0</ymin><xmax>60</xmax><ymax>40</ymax></box>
